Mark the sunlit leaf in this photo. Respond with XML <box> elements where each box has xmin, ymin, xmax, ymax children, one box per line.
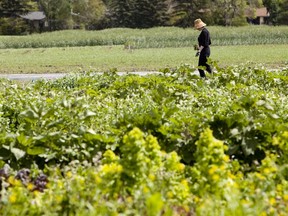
<box><xmin>27</xmin><ymin>147</ymin><xmax>46</xmax><ymax>155</ymax></box>
<box><xmin>11</xmin><ymin>147</ymin><xmax>25</xmax><ymax>160</ymax></box>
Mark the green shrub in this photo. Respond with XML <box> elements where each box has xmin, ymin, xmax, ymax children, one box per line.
<box><xmin>0</xmin><ymin>18</ymin><xmax>29</xmax><ymax>35</ymax></box>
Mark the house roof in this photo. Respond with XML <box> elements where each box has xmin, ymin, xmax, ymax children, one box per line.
<box><xmin>245</xmin><ymin>7</ymin><xmax>269</xmax><ymax>18</ymax></box>
<box><xmin>256</xmin><ymin>7</ymin><xmax>269</xmax><ymax>17</ymax></box>
<box><xmin>20</xmin><ymin>11</ymin><xmax>46</xmax><ymax>20</ymax></box>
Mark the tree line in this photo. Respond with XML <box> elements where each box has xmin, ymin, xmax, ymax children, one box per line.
<box><xmin>0</xmin><ymin>0</ymin><xmax>287</xmax><ymax>35</ymax></box>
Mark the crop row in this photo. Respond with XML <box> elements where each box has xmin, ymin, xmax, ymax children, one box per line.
<box><xmin>0</xmin><ymin>64</ymin><xmax>287</xmax><ymax>166</ymax></box>
<box><xmin>0</xmin><ymin>26</ymin><xmax>288</xmax><ymax>49</ymax></box>
<box><xmin>0</xmin><ymin>64</ymin><xmax>288</xmax><ymax>214</ymax></box>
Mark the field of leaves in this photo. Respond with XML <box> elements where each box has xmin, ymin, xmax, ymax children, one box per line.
<box><xmin>0</xmin><ymin>64</ymin><xmax>288</xmax><ymax>215</ymax></box>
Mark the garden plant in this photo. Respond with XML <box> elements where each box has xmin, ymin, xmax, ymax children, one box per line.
<box><xmin>0</xmin><ymin>62</ymin><xmax>288</xmax><ymax>215</ymax></box>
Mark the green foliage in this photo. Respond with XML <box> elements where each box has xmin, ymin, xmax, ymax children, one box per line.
<box><xmin>131</xmin><ymin>0</ymin><xmax>169</xmax><ymax>28</ymax></box>
<box><xmin>107</xmin><ymin>0</ymin><xmax>169</xmax><ymax>28</ymax></box>
<box><xmin>0</xmin><ymin>0</ymin><xmax>36</xmax><ymax>34</ymax></box>
<box><xmin>0</xmin><ymin>17</ymin><xmax>29</xmax><ymax>35</ymax></box>
<box><xmin>0</xmin><ymin>0</ymin><xmax>37</xmax><ymax>18</ymax></box>
<box><xmin>0</xmin><ymin>64</ymin><xmax>288</xmax><ymax>214</ymax></box>
<box><xmin>71</xmin><ymin>0</ymin><xmax>107</xmax><ymax>30</ymax></box>
<box><xmin>1</xmin><ymin>0</ymin><xmax>287</xmax><ymax>34</ymax></box>
<box><xmin>169</xmin><ymin>0</ymin><xmax>205</xmax><ymax>27</ymax></box>
<box><xmin>106</xmin><ymin>0</ymin><xmax>134</xmax><ymax>27</ymax></box>
<box><xmin>0</xmin><ymin>64</ymin><xmax>287</xmax><ymax>167</ymax></box>
<box><xmin>40</xmin><ymin>0</ymin><xmax>72</xmax><ymax>30</ymax></box>
<box><xmin>278</xmin><ymin>0</ymin><xmax>288</xmax><ymax>24</ymax></box>
<box><xmin>263</xmin><ymin>0</ymin><xmax>282</xmax><ymax>25</ymax></box>
<box><xmin>210</xmin><ymin>0</ymin><xmax>247</xmax><ymax>26</ymax></box>
<box><xmin>0</xmin><ymin>128</ymin><xmax>192</xmax><ymax>215</ymax></box>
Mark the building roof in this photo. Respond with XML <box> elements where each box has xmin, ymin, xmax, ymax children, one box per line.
<box><xmin>256</xmin><ymin>7</ymin><xmax>269</xmax><ymax>17</ymax></box>
<box><xmin>20</xmin><ymin>11</ymin><xmax>46</xmax><ymax>20</ymax></box>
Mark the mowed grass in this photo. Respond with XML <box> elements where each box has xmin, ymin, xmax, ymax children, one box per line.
<box><xmin>0</xmin><ymin>44</ymin><xmax>287</xmax><ymax>73</ymax></box>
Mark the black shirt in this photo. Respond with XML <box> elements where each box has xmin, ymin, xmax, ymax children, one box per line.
<box><xmin>198</xmin><ymin>28</ymin><xmax>211</xmax><ymax>48</ymax></box>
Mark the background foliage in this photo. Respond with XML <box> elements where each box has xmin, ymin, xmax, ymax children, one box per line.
<box><xmin>0</xmin><ymin>0</ymin><xmax>288</xmax><ymax>34</ymax></box>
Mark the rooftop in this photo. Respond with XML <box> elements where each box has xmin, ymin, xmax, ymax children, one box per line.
<box><xmin>20</xmin><ymin>11</ymin><xmax>46</xmax><ymax>20</ymax></box>
<box><xmin>256</xmin><ymin>7</ymin><xmax>269</xmax><ymax>17</ymax></box>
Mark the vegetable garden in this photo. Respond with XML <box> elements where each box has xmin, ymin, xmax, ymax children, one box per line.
<box><xmin>0</xmin><ymin>63</ymin><xmax>288</xmax><ymax>215</ymax></box>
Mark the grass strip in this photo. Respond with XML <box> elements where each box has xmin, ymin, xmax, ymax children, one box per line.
<box><xmin>0</xmin><ymin>44</ymin><xmax>287</xmax><ymax>74</ymax></box>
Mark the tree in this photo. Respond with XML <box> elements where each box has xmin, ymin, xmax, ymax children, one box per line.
<box><xmin>210</xmin><ymin>0</ymin><xmax>250</xmax><ymax>26</ymax></box>
<box><xmin>263</xmin><ymin>0</ymin><xmax>286</xmax><ymax>25</ymax></box>
<box><xmin>39</xmin><ymin>0</ymin><xmax>72</xmax><ymax>30</ymax></box>
<box><xmin>169</xmin><ymin>0</ymin><xmax>197</xmax><ymax>27</ymax></box>
<box><xmin>153</xmin><ymin>0</ymin><xmax>170</xmax><ymax>27</ymax></box>
<box><xmin>130</xmin><ymin>0</ymin><xmax>169</xmax><ymax>28</ymax></box>
<box><xmin>0</xmin><ymin>0</ymin><xmax>37</xmax><ymax>35</ymax></box>
<box><xmin>0</xmin><ymin>0</ymin><xmax>37</xmax><ymax>18</ymax></box>
<box><xmin>136</xmin><ymin>0</ymin><xmax>169</xmax><ymax>28</ymax></box>
<box><xmin>131</xmin><ymin>0</ymin><xmax>151</xmax><ymax>28</ymax></box>
<box><xmin>278</xmin><ymin>0</ymin><xmax>288</xmax><ymax>24</ymax></box>
<box><xmin>71</xmin><ymin>0</ymin><xmax>106</xmax><ymax>29</ymax></box>
<box><xmin>106</xmin><ymin>0</ymin><xmax>169</xmax><ymax>28</ymax></box>
<box><xmin>245</xmin><ymin>0</ymin><xmax>263</xmax><ymax>23</ymax></box>
<box><xmin>106</xmin><ymin>0</ymin><xmax>134</xmax><ymax>27</ymax></box>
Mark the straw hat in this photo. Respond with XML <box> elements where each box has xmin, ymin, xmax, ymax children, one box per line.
<box><xmin>194</xmin><ymin>19</ymin><xmax>206</xmax><ymax>29</ymax></box>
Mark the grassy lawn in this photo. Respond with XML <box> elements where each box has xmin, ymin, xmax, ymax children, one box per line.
<box><xmin>0</xmin><ymin>44</ymin><xmax>287</xmax><ymax>74</ymax></box>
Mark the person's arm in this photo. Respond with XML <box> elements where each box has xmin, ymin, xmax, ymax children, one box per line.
<box><xmin>199</xmin><ymin>45</ymin><xmax>204</xmax><ymax>52</ymax></box>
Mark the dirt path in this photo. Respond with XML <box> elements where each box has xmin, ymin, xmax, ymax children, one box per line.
<box><xmin>0</xmin><ymin>71</ymin><xmax>163</xmax><ymax>81</ymax></box>
<box><xmin>0</xmin><ymin>73</ymin><xmax>67</xmax><ymax>80</ymax></box>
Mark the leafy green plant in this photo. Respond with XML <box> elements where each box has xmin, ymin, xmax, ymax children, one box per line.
<box><xmin>1</xmin><ymin>64</ymin><xmax>288</xmax><ymax>215</ymax></box>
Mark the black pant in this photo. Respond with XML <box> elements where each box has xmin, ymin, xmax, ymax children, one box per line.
<box><xmin>198</xmin><ymin>47</ymin><xmax>212</xmax><ymax>78</ymax></box>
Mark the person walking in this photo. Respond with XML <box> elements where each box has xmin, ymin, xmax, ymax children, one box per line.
<box><xmin>194</xmin><ymin>18</ymin><xmax>212</xmax><ymax>78</ymax></box>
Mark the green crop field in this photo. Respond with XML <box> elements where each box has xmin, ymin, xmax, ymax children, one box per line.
<box><xmin>0</xmin><ymin>65</ymin><xmax>288</xmax><ymax>215</ymax></box>
<box><xmin>1</xmin><ymin>26</ymin><xmax>288</xmax><ymax>49</ymax></box>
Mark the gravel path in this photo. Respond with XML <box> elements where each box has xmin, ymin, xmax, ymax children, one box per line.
<box><xmin>0</xmin><ymin>71</ymin><xmax>163</xmax><ymax>81</ymax></box>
